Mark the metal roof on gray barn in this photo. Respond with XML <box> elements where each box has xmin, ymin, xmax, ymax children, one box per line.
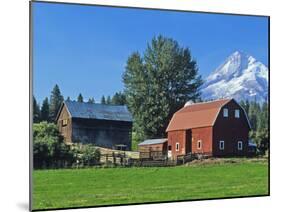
<box><xmin>64</xmin><ymin>100</ymin><xmax>132</xmax><ymax>122</ymax></box>
<box><xmin>138</xmin><ymin>138</ymin><xmax>168</xmax><ymax>146</ymax></box>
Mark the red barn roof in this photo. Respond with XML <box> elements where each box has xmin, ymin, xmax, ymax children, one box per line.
<box><xmin>166</xmin><ymin>99</ymin><xmax>233</xmax><ymax>132</ymax></box>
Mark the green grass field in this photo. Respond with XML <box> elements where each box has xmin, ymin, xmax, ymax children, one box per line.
<box><xmin>33</xmin><ymin>160</ymin><xmax>268</xmax><ymax>210</ymax></box>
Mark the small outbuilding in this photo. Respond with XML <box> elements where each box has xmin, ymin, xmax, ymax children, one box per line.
<box><xmin>138</xmin><ymin>138</ymin><xmax>168</xmax><ymax>160</ymax></box>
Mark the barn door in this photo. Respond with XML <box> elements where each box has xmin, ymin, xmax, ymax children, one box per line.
<box><xmin>185</xmin><ymin>130</ymin><xmax>192</xmax><ymax>154</ymax></box>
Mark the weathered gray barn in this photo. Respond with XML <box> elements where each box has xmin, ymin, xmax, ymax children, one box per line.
<box><xmin>56</xmin><ymin>100</ymin><xmax>133</xmax><ymax>150</ymax></box>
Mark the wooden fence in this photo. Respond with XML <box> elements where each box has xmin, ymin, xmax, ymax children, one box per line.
<box><xmin>176</xmin><ymin>152</ymin><xmax>212</xmax><ymax>164</ymax></box>
<box><xmin>139</xmin><ymin>151</ymin><xmax>167</xmax><ymax>160</ymax></box>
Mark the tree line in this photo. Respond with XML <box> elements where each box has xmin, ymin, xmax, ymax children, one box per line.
<box><xmin>33</xmin><ymin>85</ymin><xmax>127</xmax><ymax>123</ymax></box>
<box><xmin>240</xmin><ymin>100</ymin><xmax>269</xmax><ymax>154</ymax></box>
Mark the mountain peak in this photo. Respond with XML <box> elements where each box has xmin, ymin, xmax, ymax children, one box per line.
<box><xmin>232</xmin><ymin>50</ymin><xmax>247</xmax><ymax>56</ymax></box>
<box><xmin>228</xmin><ymin>50</ymin><xmax>256</xmax><ymax>64</ymax></box>
<box><xmin>232</xmin><ymin>50</ymin><xmax>245</xmax><ymax>56</ymax></box>
<box><xmin>201</xmin><ymin>51</ymin><xmax>268</xmax><ymax>103</ymax></box>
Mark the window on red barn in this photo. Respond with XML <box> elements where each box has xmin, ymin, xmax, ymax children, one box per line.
<box><xmin>197</xmin><ymin>140</ymin><xmax>202</xmax><ymax>149</ymax></box>
<box><xmin>235</xmin><ymin>109</ymin><xmax>240</xmax><ymax>118</ymax></box>
<box><xmin>176</xmin><ymin>143</ymin><xmax>179</xmax><ymax>152</ymax></box>
<box><xmin>219</xmin><ymin>140</ymin><xmax>224</xmax><ymax>150</ymax></box>
<box><xmin>238</xmin><ymin>141</ymin><xmax>243</xmax><ymax>150</ymax></box>
<box><xmin>223</xmin><ymin>108</ymin><xmax>228</xmax><ymax>117</ymax></box>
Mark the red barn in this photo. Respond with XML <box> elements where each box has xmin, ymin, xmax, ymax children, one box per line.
<box><xmin>166</xmin><ymin>98</ymin><xmax>251</xmax><ymax>160</ymax></box>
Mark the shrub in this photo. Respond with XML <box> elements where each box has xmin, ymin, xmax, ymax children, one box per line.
<box><xmin>75</xmin><ymin>144</ymin><xmax>101</xmax><ymax>166</ymax></box>
<box><xmin>33</xmin><ymin>122</ymin><xmax>75</xmax><ymax>168</ymax></box>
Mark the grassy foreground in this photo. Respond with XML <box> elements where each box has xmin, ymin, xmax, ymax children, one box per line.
<box><xmin>33</xmin><ymin>160</ymin><xmax>268</xmax><ymax>210</ymax></box>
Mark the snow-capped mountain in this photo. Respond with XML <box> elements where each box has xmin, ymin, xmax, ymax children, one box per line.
<box><xmin>201</xmin><ymin>51</ymin><xmax>268</xmax><ymax>103</ymax></box>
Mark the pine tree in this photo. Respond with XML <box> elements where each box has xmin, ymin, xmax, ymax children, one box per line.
<box><xmin>101</xmin><ymin>95</ymin><xmax>106</xmax><ymax>104</ymax></box>
<box><xmin>255</xmin><ymin>101</ymin><xmax>268</xmax><ymax>131</ymax></box>
<box><xmin>248</xmin><ymin>101</ymin><xmax>260</xmax><ymax>131</ymax></box>
<box><xmin>123</xmin><ymin>35</ymin><xmax>202</xmax><ymax>140</ymax></box>
<box><xmin>41</xmin><ymin>97</ymin><xmax>50</xmax><ymax>122</ymax></box>
<box><xmin>33</xmin><ymin>96</ymin><xmax>41</xmax><ymax>123</ymax></box>
<box><xmin>49</xmin><ymin>84</ymin><xmax>64</xmax><ymax>122</ymax></box>
<box><xmin>111</xmin><ymin>92</ymin><xmax>119</xmax><ymax>105</ymax></box>
<box><xmin>88</xmin><ymin>97</ymin><xmax>95</xmax><ymax>104</ymax></box>
<box><xmin>66</xmin><ymin>96</ymin><xmax>71</xmax><ymax>101</ymax></box>
<box><xmin>106</xmin><ymin>96</ymin><xmax>111</xmax><ymax>104</ymax></box>
<box><xmin>247</xmin><ymin>100</ymin><xmax>269</xmax><ymax>155</ymax></box>
<box><xmin>77</xmin><ymin>93</ymin><xmax>84</xmax><ymax>103</ymax></box>
<box><xmin>111</xmin><ymin>92</ymin><xmax>126</xmax><ymax>105</ymax></box>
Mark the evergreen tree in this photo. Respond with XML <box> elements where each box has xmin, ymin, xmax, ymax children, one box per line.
<box><xmin>111</xmin><ymin>92</ymin><xmax>119</xmax><ymax>105</ymax></box>
<box><xmin>49</xmin><ymin>84</ymin><xmax>64</xmax><ymax>122</ymax></box>
<box><xmin>258</xmin><ymin>102</ymin><xmax>268</xmax><ymax>131</ymax></box>
<box><xmin>88</xmin><ymin>97</ymin><xmax>95</xmax><ymax>104</ymax></box>
<box><xmin>41</xmin><ymin>97</ymin><xmax>50</xmax><ymax>122</ymax></box>
<box><xmin>123</xmin><ymin>35</ymin><xmax>202</xmax><ymax>141</ymax></box>
<box><xmin>245</xmin><ymin>100</ymin><xmax>269</xmax><ymax>155</ymax></box>
<box><xmin>111</xmin><ymin>92</ymin><xmax>126</xmax><ymax>105</ymax></box>
<box><xmin>33</xmin><ymin>96</ymin><xmax>41</xmax><ymax>123</ymax></box>
<box><xmin>77</xmin><ymin>93</ymin><xmax>84</xmax><ymax>103</ymax></box>
<box><xmin>66</xmin><ymin>96</ymin><xmax>71</xmax><ymax>101</ymax></box>
<box><xmin>101</xmin><ymin>95</ymin><xmax>106</xmax><ymax>104</ymax></box>
<box><xmin>248</xmin><ymin>101</ymin><xmax>260</xmax><ymax>131</ymax></box>
<box><xmin>106</xmin><ymin>95</ymin><xmax>111</xmax><ymax>104</ymax></box>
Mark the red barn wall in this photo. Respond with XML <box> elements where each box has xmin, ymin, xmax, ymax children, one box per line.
<box><xmin>167</xmin><ymin>130</ymin><xmax>186</xmax><ymax>160</ymax></box>
<box><xmin>191</xmin><ymin>127</ymin><xmax>213</xmax><ymax>155</ymax></box>
<box><xmin>213</xmin><ymin>100</ymin><xmax>249</xmax><ymax>156</ymax></box>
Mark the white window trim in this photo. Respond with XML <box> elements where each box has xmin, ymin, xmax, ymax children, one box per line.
<box><xmin>197</xmin><ymin>140</ymin><xmax>202</xmax><ymax>149</ymax></box>
<box><xmin>176</xmin><ymin>142</ymin><xmax>179</xmax><ymax>152</ymax></box>
<box><xmin>219</xmin><ymin>140</ymin><xmax>224</xmax><ymax>150</ymax></box>
<box><xmin>238</xmin><ymin>141</ymin><xmax>243</xmax><ymax>150</ymax></box>
<box><xmin>235</xmin><ymin>109</ymin><xmax>240</xmax><ymax>118</ymax></box>
<box><xmin>223</xmin><ymin>108</ymin><xmax>228</xmax><ymax>117</ymax></box>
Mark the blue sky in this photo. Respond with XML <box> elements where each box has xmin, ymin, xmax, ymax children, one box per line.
<box><xmin>33</xmin><ymin>2</ymin><xmax>268</xmax><ymax>104</ymax></box>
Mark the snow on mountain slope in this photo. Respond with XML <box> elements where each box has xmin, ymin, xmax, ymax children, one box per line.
<box><xmin>201</xmin><ymin>51</ymin><xmax>268</xmax><ymax>103</ymax></box>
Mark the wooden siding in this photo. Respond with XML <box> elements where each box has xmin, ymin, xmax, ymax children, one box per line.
<box><xmin>138</xmin><ymin>142</ymin><xmax>167</xmax><ymax>153</ymax></box>
<box><xmin>191</xmin><ymin>127</ymin><xmax>213</xmax><ymax>154</ymax></box>
<box><xmin>167</xmin><ymin>99</ymin><xmax>250</xmax><ymax>158</ymax></box>
<box><xmin>213</xmin><ymin>100</ymin><xmax>249</xmax><ymax>156</ymax></box>
<box><xmin>71</xmin><ymin>118</ymin><xmax>132</xmax><ymax>150</ymax></box>
<box><xmin>57</xmin><ymin>105</ymin><xmax>72</xmax><ymax>144</ymax></box>
<box><xmin>57</xmin><ymin>104</ymin><xmax>132</xmax><ymax>150</ymax></box>
<box><xmin>167</xmin><ymin>130</ymin><xmax>187</xmax><ymax>160</ymax></box>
